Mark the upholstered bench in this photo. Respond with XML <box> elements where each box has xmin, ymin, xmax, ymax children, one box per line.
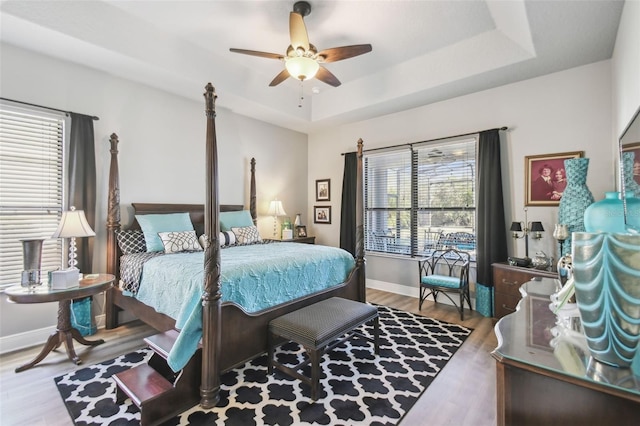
<box><xmin>268</xmin><ymin>297</ymin><xmax>379</xmax><ymax>400</ymax></box>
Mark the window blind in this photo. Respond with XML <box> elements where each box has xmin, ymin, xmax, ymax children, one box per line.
<box><xmin>364</xmin><ymin>137</ymin><xmax>477</xmax><ymax>257</ymax></box>
<box><xmin>0</xmin><ymin>104</ymin><xmax>64</xmax><ymax>287</ymax></box>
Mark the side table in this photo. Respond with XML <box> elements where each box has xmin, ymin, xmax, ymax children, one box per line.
<box><xmin>5</xmin><ymin>273</ymin><xmax>115</xmax><ymax>372</ymax></box>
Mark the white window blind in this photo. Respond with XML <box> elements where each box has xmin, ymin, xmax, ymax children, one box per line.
<box><xmin>364</xmin><ymin>137</ymin><xmax>477</xmax><ymax>257</ymax></box>
<box><xmin>0</xmin><ymin>103</ymin><xmax>65</xmax><ymax>287</ymax></box>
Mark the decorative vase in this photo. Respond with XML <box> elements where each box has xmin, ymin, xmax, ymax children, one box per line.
<box><xmin>572</xmin><ymin>232</ymin><xmax>640</xmax><ymax>368</ymax></box>
<box><xmin>583</xmin><ymin>192</ymin><xmax>626</xmax><ymax>233</ymax></box>
<box><xmin>294</xmin><ymin>213</ymin><xmax>302</xmax><ymax>227</ymax></box>
<box><xmin>558</xmin><ymin>158</ymin><xmax>594</xmax><ymax>257</ymax></box>
<box><xmin>21</xmin><ymin>238</ymin><xmax>44</xmax><ymax>291</ymax></box>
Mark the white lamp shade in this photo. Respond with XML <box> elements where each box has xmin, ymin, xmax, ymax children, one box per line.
<box><xmin>285</xmin><ymin>57</ymin><xmax>320</xmax><ymax>81</ymax></box>
<box><xmin>267</xmin><ymin>200</ymin><xmax>287</xmax><ymax>217</ymax></box>
<box><xmin>52</xmin><ymin>208</ymin><xmax>96</xmax><ymax>238</ymax></box>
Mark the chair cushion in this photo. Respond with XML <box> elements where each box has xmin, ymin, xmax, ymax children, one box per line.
<box><xmin>421</xmin><ymin>275</ymin><xmax>461</xmax><ymax>289</ymax></box>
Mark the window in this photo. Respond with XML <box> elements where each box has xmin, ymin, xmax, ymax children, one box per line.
<box><xmin>0</xmin><ymin>102</ymin><xmax>65</xmax><ymax>288</ymax></box>
<box><xmin>364</xmin><ymin>136</ymin><xmax>477</xmax><ymax>257</ymax></box>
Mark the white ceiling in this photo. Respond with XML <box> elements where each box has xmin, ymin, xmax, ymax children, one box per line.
<box><xmin>0</xmin><ymin>0</ymin><xmax>624</xmax><ymax>134</ymax></box>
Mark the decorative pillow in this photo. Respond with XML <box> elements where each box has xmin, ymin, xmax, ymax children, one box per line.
<box><xmin>115</xmin><ymin>229</ymin><xmax>147</xmax><ymax>254</ymax></box>
<box><xmin>231</xmin><ymin>225</ymin><xmax>262</xmax><ymax>245</ymax></box>
<box><xmin>158</xmin><ymin>230</ymin><xmax>202</xmax><ymax>253</ymax></box>
<box><xmin>220</xmin><ymin>210</ymin><xmax>254</xmax><ymax>232</ymax></box>
<box><xmin>135</xmin><ymin>213</ymin><xmax>194</xmax><ymax>252</ymax></box>
<box><xmin>199</xmin><ymin>231</ymin><xmax>237</xmax><ymax>249</ymax></box>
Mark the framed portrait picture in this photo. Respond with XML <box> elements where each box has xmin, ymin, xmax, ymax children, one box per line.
<box><xmin>316</xmin><ymin>179</ymin><xmax>331</xmax><ymax>202</ymax></box>
<box><xmin>622</xmin><ymin>142</ymin><xmax>640</xmax><ymax>186</ymax></box>
<box><xmin>525</xmin><ymin>151</ymin><xmax>583</xmax><ymax>206</ymax></box>
<box><xmin>296</xmin><ymin>225</ymin><xmax>307</xmax><ymax>237</ymax></box>
<box><xmin>314</xmin><ymin>206</ymin><xmax>331</xmax><ymax>224</ymax></box>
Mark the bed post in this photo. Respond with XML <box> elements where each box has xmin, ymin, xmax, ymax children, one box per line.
<box><xmin>105</xmin><ymin>133</ymin><xmax>121</xmax><ymax>329</ymax></box>
<box><xmin>200</xmin><ymin>83</ymin><xmax>222</xmax><ymax>408</ymax></box>
<box><xmin>250</xmin><ymin>157</ymin><xmax>257</xmax><ymax>224</ymax></box>
<box><xmin>355</xmin><ymin>138</ymin><xmax>366</xmax><ymax>302</ymax></box>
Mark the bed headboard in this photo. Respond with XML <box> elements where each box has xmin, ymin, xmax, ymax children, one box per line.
<box><xmin>129</xmin><ymin>203</ymin><xmax>245</xmax><ymax>237</ymax></box>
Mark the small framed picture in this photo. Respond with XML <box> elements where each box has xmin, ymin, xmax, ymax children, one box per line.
<box><xmin>314</xmin><ymin>206</ymin><xmax>331</xmax><ymax>224</ymax></box>
<box><xmin>296</xmin><ymin>225</ymin><xmax>307</xmax><ymax>237</ymax></box>
<box><xmin>525</xmin><ymin>151</ymin><xmax>583</xmax><ymax>206</ymax></box>
<box><xmin>316</xmin><ymin>179</ymin><xmax>331</xmax><ymax>202</ymax></box>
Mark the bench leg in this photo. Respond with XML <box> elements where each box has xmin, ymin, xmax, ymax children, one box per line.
<box><xmin>267</xmin><ymin>330</ymin><xmax>275</xmax><ymax>374</ymax></box>
<box><xmin>373</xmin><ymin>316</ymin><xmax>380</xmax><ymax>355</ymax></box>
<box><xmin>310</xmin><ymin>349</ymin><xmax>321</xmax><ymax>401</ymax></box>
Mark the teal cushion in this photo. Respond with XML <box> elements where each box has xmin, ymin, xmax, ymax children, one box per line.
<box><xmin>220</xmin><ymin>210</ymin><xmax>253</xmax><ymax>231</ymax></box>
<box><xmin>136</xmin><ymin>213</ymin><xmax>194</xmax><ymax>252</ymax></box>
<box><xmin>421</xmin><ymin>275</ymin><xmax>461</xmax><ymax>289</ymax></box>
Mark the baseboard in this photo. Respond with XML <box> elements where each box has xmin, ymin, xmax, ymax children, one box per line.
<box><xmin>0</xmin><ymin>315</ymin><xmax>107</xmax><ymax>356</ymax></box>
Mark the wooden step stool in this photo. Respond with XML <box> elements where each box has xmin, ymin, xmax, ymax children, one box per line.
<box><xmin>268</xmin><ymin>297</ymin><xmax>379</xmax><ymax>400</ymax></box>
<box><xmin>113</xmin><ymin>329</ymin><xmax>201</xmax><ymax>426</ymax></box>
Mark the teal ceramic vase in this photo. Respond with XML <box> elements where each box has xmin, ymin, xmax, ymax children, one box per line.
<box><xmin>623</xmin><ymin>151</ymin><xmax>640</xmax><ymax>198</ymax></box>
<box><xmin>558</xmin><ymin>158</ymin><xmax>594</xmax><ymax>257</ymax></box>
<box><xmin>572</xmin><ymin>232</ymin><xmax>640</xmax><ymax>368</ymax></box>
<box><xmin>584</xmin><ymin>192</ymin><xmax>625</xmax><ymax>233</ymax></box>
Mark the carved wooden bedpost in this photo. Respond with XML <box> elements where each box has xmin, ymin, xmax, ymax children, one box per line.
<box><xmin>250</xmin><ymin>158</ymin><xmax>257</xmax><ymax>225</ymax></box>
<box><xmin>355</xmin><ymin>138</ymin><xmax>366</xmax><ymax>302</ymax></box>
<box><xmin>105</xmin><ymin>133</ymin><xmax>121</xmax><ymax>329</ymax></box>
<box><xmin>201</xmin><ymin>83</ymin><xmax>221</xmax><ymax>408</ymax></box>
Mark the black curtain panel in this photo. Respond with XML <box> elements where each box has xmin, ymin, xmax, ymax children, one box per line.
<box><xmin>477</xmin><ymin>129</ymin><xmax>508</xmax><ymax>286</ymax></box>
<box><xmin>340</xmin><ymin>152</ymin><xmax>357</xmax><ymax>256</ymax></box>
<box><xmin>68</xmin><ymin>113</ymin><xmax>96</xmax><ymax>273</ymax></box>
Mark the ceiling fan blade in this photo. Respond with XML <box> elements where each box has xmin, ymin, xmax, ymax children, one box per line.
<box><xmin>269</xmin><ymin>69</ymin><xmax>291</xmax><ymax>87</ymax></box>
<box><xmin>317</xmin><ymin>44</ymin><xmax>372</xmax><ymax>63</ymax></box>
<box><xmin>230</xmin><ymin>48</ymin><xmax>284</xmax><ymax>60</ymax></box>
<box><xmin>315</xmin><ymin>66</ymin><xmax>341</xmax><ymax>87</ymax></box>
<box><xmin>289</xmin><ymin>12</ymin><xmax>310</xmax><ymax>52</ymax></box>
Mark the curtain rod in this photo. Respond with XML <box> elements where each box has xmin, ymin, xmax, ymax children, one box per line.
<box><xmin>341</xmin><ymin>126</ymin><xmax>508</xmax><ymax>155</ymax></box>
<box><xmin>0</xmin><ymin>97</ymin><xmax>99</xmax><ymax>120</ymax></box>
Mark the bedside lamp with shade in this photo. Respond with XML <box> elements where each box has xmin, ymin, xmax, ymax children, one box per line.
<box><xmin>267</xmin><ymin>199</ymin><xmax>287</xmax><ymax>239</ymax></box>
<box><xmin>51</xmin><ymin>206</ymin><xmax>95</xmax><ymax>273</ymax></box>
<box><xmin>510</xmin><ymin>208</ymin><xmax>544</xmax><ymax>260</ymax></box>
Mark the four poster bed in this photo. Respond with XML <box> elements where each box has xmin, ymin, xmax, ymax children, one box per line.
<box><xmin>104</xmin><ymin>83</ymin><xmax>366</xmax><ymax>407</ymax></box>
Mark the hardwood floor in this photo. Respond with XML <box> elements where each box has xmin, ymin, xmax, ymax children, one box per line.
<box><xmin>0</xmin><ymin>289</ymin><xmax>497</xmax><ymax>426</ymax></box>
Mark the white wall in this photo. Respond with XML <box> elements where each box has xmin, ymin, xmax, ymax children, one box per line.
<box><xmin>0</xmin><ymin>43</ymin><xmax>308</xmax><ymax>348</ymax></box>
<box><xmin>612</xmin><ymin>0</ymin><xmax>640</xmax><ymax>139</ymax></box>
<box><xmin>308</xmin><ymin>60</ymin><xmax>614</xmax><ymax>295</ymax></box>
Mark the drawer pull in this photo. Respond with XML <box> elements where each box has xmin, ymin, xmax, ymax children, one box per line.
<box><xmin>501</xmin><ymin>304</ymin><xmax>516</xmax><ymax>312</ymax></box>
<box><xmin>501</xmin><ymin>278</ymin><xmax>520</xmax><ymax>286</ymax></box>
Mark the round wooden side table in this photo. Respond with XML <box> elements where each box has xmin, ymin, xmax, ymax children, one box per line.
<box><xmin>5</xmin><ymin>273</ymin><xmax>115</xmax><ymax>372</ymax></box>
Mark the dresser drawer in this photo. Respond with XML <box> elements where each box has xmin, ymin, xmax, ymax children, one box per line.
<box><xmin>493</xmin><ymin>269</ymin><xmax>535</xmax><ymax>297</ymax></box>
<box><xmin>494</xmin><ymin>292</ymin><xmax>521</xmax><ymax>318</ymax></box>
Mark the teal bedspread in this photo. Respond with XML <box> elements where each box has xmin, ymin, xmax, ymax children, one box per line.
<box><xmin>133</xmin><ymin>242</ymin><xmax>355</xmax><ymax>371</ymax></box>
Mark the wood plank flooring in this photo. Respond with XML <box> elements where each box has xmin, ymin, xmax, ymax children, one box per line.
<box><xmin>0</xmin><ymin>288</ymin><xmax>497</xmax><ymax>426</ymax></box>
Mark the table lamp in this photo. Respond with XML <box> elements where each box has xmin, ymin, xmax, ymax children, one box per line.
<box><xmin>51</xmin><ymin>206</ymin><xmax>96</xmax><ymax>272</ymax></box>
<box><xmin>267</xmin><ymin>199</ymin><xmax>287</xmax><ymax>238</ymax></box>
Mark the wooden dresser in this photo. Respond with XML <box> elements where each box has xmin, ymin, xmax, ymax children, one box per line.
<box><xmin>492</xmin><ymin>262</ymin><xmax>557</xmax><ymax>319</ymax></box>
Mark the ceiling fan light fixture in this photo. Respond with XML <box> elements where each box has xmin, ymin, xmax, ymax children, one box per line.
<box><xmin>285</xmin><ymin>56</ymin><xmax>319</xmax><ymax>81</ymax></box>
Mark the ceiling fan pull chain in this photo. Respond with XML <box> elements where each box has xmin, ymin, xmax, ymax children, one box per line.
<box><xmin>298</xmin><ymin>81</ymin><xmax>304</xmax><ymax>108</ymax></box>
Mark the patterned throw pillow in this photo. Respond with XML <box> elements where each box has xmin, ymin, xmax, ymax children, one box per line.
<box><xmin>198</xmin><ymin>231</ymin><xmax>237</xmax><ymax>249</ymax></box>
<box><xmin>231</xmin><ymin>225</ymin><xmax>262</xmax><ymax>245</ymax></box>
<box><xmin>115</xmin><ymin>229</ymin><xmax>147</xmax><ymax>254</ymax></box>
<box><xmin>158</xmin><ymin>230</ymin><xmax>203</xmax><ymax>253</ymax></box>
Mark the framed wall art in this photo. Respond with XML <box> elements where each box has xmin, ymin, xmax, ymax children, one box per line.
<box><xmin>525</xmin><ymin>151</ymin><xmax>583</xmax><ymax>206</ymax></box>
<box><xmin>315</xmin><ymin>179</ymin><xmax>330</xmax><ymax>202</ymax></box>
<box><xmin>622</xmin><ymin>142</ymin><xmax>640</xmax><ymax>185</ymax></box>
<box><xmin>314</xmin><ymin>206</ymin><xmax>331</xmax><ymax>224</ymax></box>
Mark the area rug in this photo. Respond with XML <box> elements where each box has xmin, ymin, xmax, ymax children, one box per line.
<box><xmin>55</xmin><ymin>305</ymin><xmax>472</xmax><ymax>425</ymax></box>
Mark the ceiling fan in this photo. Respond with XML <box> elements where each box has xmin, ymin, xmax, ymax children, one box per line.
<box><xmin>229</xmin><ymin>1</ymin><xmax>372</xmax><ymax>87</ymax></box>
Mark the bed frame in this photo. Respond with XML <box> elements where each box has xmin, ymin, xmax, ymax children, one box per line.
<box><xmin>104</xmin><ymin>83</ymin><xmax>365</xmax><ymax>407</ymax></box>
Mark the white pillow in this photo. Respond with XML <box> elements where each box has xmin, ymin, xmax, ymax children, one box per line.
<box><xmin>231</xmin><ymin>225</ymin><xmax>262</xmax><ymax>245</ymax></box>
<box><xmin>158</xmin><ymin>230</ymin><xmax>202</xmax><ymax>253</ymax></box>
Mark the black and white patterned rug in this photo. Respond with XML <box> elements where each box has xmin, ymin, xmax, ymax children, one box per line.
<box><xmin>55</xmin><ymin>305</ymin><xmax>472</xmax><ymax>425</ymax></box>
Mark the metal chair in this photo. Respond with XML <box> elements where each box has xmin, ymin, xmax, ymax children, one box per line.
<box><xmin>418</xmin><ymin>248</ymin><xmax>472</xmax><ymax>320</ymax></box>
